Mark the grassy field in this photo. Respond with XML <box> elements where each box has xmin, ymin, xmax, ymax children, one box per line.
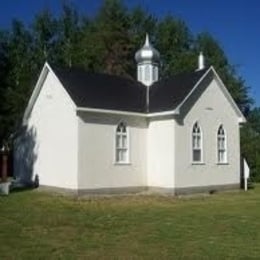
<box><xmin>1</xmin><ymin>186</ymin><xmax>260</xmax><ymax>259</ymax></box>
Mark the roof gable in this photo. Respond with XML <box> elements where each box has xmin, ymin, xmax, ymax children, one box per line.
<box><xmin>167</xmin><ymin>66</ymin><xmax>246</xmax><ymax>123</ymax></box>
<box><xmin>23</xmin><ymin>62</ymin><xmax>50</xmax><ymax>124</ymax></box>
<box><xmin>209</xmin><ymin>67</ymin><xmax>246</xmax><ymax>123</ymax></box>
<box><xmin>23</xmin><ymin>62</ymin><xmax>78</xmax><ymax>125</ymax></box>
<box><xmin>24</xmin><ymin>63</ymin><xmax>245</xmax><ymax>123</ymax></box>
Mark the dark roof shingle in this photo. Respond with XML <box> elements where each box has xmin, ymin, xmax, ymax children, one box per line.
<box><xmin>52</xmin><ymin>66</ymin><xmax>209</xmax><ymax>113</ymax></box>
<box><xmin>53</xmin><ymin>67</ymin><xmax>147</xmax><ymax>113</ymax></box>
<box><xmin>149</xmin><ymin>67</ymin><xmax>209</xmax><ymax>112</ymax></box>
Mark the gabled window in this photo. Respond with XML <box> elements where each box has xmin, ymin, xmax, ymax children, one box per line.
<box><xmin>115</xmin><ymin>122</ymin><xmax>129</xmax><ymax>163</ymax></box>
<box><xmin>217</xmin><ymin>125</ymin><xmax>227</xmax><ymax>163</ymax></box>
<box><xmin>192</xmin><ymin>122</ymin><xmax>202</xmax><ymax>163</ymax></box>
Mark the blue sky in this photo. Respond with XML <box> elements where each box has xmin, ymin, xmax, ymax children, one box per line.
<box><xmin>1</xmin><ymin>0</ymin><xmax>259</xmax><ymax>106</ymax></box>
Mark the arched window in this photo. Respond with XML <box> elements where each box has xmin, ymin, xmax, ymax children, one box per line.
<box><xmin>192</xmin><ymin>122</ymin><xmax>202</xmax><ymax>162</ymax></box>
<box><xmin>115</xmin><ymin>122</ymin><xmax>129</xmax><ymax>163</ymax></box>
<box><xmin>217</xmin><ymin>125</ymin><xmax>227</xmax><ymax>163</ymax></box>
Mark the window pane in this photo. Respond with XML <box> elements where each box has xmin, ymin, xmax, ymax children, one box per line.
<box><xmin>116</xmin><ymin>149</ymin><xmax>128</xmax><ymax>163</ymax></box>
<box><xmin>193</xmin><ymin>136</ymin><xmax>200</xmax><ymax>149</ymax></box>
<box><xmin>219</xmin><ymin>150</ymin><xmax>227</xmax><ymax>163</ymax></box>
<box><xmin>116</xmin><ymin>135</ymin><xmax>121</xmax><ymax>148</ymax></box>
<box><xmin>122</xmin><ymin>150</ymin><xmax>126</xmax><ymax>162</ymax></box>
<box><xmin>119</xmin><ymin>150</ymin><xmax>123</xmax><ymax>162</ymax></box>
<box><xmin>218</xmin><ymin>138</ymin><xmax>221</xmax><ymax>149</ymax></box>
<box><xmin>221</xmin><ymin>138</ymin><xmax>224</xmax><ymax>149</ymax></box>
<box><xmin>197</xmin><ymin>136</ymin><xmax>201</xmax><ymax>148</ymax></box>
<box><xmin>122</xmin><ymin>135</ymin><xmax>127</xmax><ymax>148</ymax></box>
<box><xmin>221</xmin><ymin>151</ymin><xmax>224</xmax><ymax>162</ymax></box>
<box><xmin>219</xmin><ymin>151</ymin><xmax>223</xmax><ymax>162</ymax></box>
<box><xmin>193</xmin><ymin>150</ymin><xmax>201</xmax><ymax>162</ymax></box>
<box><xmin>145</xmin><ymin>66</ymin><xmax>149</xmax><ymax>81</ymax></box>
<box><xmin>116</xmin><ymin>150</ymin><xmax>120</xmax><ymax>162</ymax></box>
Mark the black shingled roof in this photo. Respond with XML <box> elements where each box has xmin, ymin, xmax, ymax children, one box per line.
<box><xmin>149</xmin><ymin>67</ymin><xmax>209</xmax><ymax>112</ymax></box>
<box><xmin>52</xmin><ymin>66</ymin><xmax>209</xmax><ymax>113</ymax></box>
<box><xmin>53</xmin><ymin>67</ymin><xmax>147</xmax><ymax>113</ymax></box>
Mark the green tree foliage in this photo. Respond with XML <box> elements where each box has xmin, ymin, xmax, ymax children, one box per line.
<box><xmin>156</xmin><ymin>16</ymin><xmax>195</xmax><ymax>76</ymax></box>
<box><xmin>0</xmin><ymin>30</ymin><xmax>9</xmax><ymax>140</ymax></box>
<box><xmin>94</xmin><ymin>0</ymin><xmax>132</xmax><ymax>76</ymax></box>
<box><xmin>32</xmin><ymin>8</ymin><xmax>58</xmax><ymax>69</ymax></box>
<box><xmin>195</xmin><ymin>32</ymin><xmax>252</xmax><ymax>113</ymax></box>
<box><xmin>241</xmin><ymin>108</ymin><xmax>260</xmax><ymax>181</ymax></box>
<box><xmin>0</xmin><ymin>0</ymin><xmax>258</xmax><ymax>180</ymax></box>
<box><xmin>55</xmin><ymin>3</ymin><xmax>83</xmax><ymax>67</ymax></box>
<box><xmin>2</xmin><ymin>20</ymin><xmax>34</xmax><ymax>141</ymax></box>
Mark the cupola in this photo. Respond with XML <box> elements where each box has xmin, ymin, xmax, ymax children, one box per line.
<box><xmin>135</xmin><ymin>34</ymin><xmax>160</xmax><ymax>86</ymax></box>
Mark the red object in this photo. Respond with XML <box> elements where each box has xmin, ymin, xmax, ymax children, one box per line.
<box><xmin>1</xmin><ymin>154</ymin><xmax>8</xmax><ymax>182</ymax></box>
<box><xmin>0</xmin><ymin>148</ymin><xmax>12</xmax><ymax>182</ymax></box>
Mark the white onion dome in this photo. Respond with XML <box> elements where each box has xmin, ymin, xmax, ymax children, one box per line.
<box><xmin>135</xmin><ymin>34</ymin><xmax>160</xmax><ymax>64</ymax></box>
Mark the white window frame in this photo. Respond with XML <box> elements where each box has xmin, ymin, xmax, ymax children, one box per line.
<box><xmin>115</xmin><ymin>122</ymin><xmax>130</xmax><ymax>164</ymax></box>
<box><xmin>192</xmin><ymin>122</ymin><xmax>203</xmax><ymax>164</ymax></box>
<box><xmin>217</xmin><ymin>125</ymin><xmax>227</xmax><ymax>164</ymax></box>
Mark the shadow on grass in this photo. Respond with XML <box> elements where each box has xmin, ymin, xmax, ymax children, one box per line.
<box><xmin>10</xmin><ymin>186</ymin><xmax>36</xmax><ymax>193</ymax></box>
<box><xmin>9</xmin><ymin>174</ymin><xmax>39</xmax><ymax>194</ymax></box>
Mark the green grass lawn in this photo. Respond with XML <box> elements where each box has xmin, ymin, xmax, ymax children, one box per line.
<box><xmin>1</xmin><ymin>186</ymin><xmax>260</xmax><ymax>259</ymax></box>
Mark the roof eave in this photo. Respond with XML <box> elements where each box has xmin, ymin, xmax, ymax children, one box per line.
<box><xmin>174</xmin><ymin>66</ymin><xmax>246</xmax><ymax>123</ymax></box>
<box><xmin>174</xmin><ymin>67</ymin><xmax>212</xmax><ymax>113</ymax></box>
<box><xmin>210</xmin><ymin>66</ymin><xmax>247</xmax><ymax>123</ymax></box>
<box><xmin>76</xmin><ymin>106</ymin><xmax>179</xmax><ymax>118</ymax></box>
<box><xmin>23</xmin><ymin>62</ymin><xmax>51</xmax><ymax>125</ymax></box>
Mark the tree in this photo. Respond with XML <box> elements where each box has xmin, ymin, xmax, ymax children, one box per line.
<box><xmin>247</xmin><ymin>107</ymin><xmax>260</xmax><ymax>134</ymax></box>
<box><xmin>55</xmin><ymin>2</ymin><xmax>83</xmax><ymax>67</ymax></box>
<box><xmin>241</xmin><ymin>107</ymin><xmax>260</xmax><ymax>181</ymax></box>
<box><xmin>129</xmin><ymin>6</ymin><xmax>157</xmax><ymax>76</ymax></box>
<box><xmin>32</xmin><ymin>8</ymin><xmax>58</xmax><ymax>70</ymax></box>
<box><xmin>156</xmin><ymin>15</ymin><xmax>195</xmax><ymax>77</ymax></box>
<box><xmin>195</xmin><ymin>32</ymin><xmax>252</xmax><ymax>113</ymax></box>
<box><xmin>2</xmin><ymin>20</ymin><xmax>34</xmax><ymax>141</ymax></box>
<box><xmin>93</xmin><ymin>0</ymin><xmax>132</xmax><ymax>76</ymax></box>
<box><xmin>0</xmin><ymin>30</ymin><xmax>9</xmax><ymax>141</ymax></box>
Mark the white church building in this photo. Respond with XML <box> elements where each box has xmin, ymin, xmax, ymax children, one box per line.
<box><xmin>14</xmin><ymin>35</ymin><xmax>246</xmax><ymax>195</ymax></box>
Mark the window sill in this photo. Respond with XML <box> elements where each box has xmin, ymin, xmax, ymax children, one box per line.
<box><xmin>114</xmin><ymin>162</ymin><xmax>131</xmax><ymax>166</ymax></box>
<box><xmin>191</xmin><ymin>162</ymin><xmax>205</xmax><ymax>165</ymax></box>
<box><xmin>216</xmin><ymin>162</ymin><xmax>229</xmax><ymax>165</ymax></box>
